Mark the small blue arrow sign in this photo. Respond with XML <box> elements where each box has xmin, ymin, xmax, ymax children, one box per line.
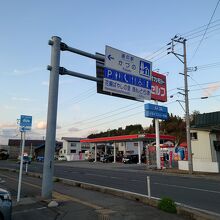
<box><xmin>108</xmin><ymin>54</ymin><xmax>114</xmax><ymax>61</ymax></box>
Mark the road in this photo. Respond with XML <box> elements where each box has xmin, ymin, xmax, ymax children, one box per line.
<box><xmin>1</xmin><ymin>160</ymin><xmax>220</xmax><ymax>214</ymax></box>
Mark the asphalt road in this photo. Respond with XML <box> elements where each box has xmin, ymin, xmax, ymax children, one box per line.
<box><xmin>1</xmin><ymin>160</ymin><xmax>220</xmax><ymax>214</ymax></box>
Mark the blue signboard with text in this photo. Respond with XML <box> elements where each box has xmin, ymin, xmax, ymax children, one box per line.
<box><xmin>20</xmin><ymin>115</ymin><xmax>32</xmax><ymax>131</ymax></box>
<box><xmin>144</xmin><ymin>103</ymin><xmax>168</xmax><ymax>120</ymax></box>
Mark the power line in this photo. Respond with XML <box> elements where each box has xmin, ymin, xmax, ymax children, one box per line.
<box><xmin>189</xmin><ymin>0</ymin><xmax>220</xmax><ymax>62</ymax></box>
<box><xmin>180</xmin><ymin>18</ymin><xmax>220</xmax><ymax>36</ymax></box>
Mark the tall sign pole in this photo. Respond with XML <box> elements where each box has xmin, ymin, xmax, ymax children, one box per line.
<box><xmin>17</xmin><ymin>130</ymin><xmax>25</xmax><ymax>202</ymax></box>
<box><xmin>42</xmin><ymin>36</ymin><xmax>61</xmax><ymax>198</ymax></box>
<box><xmin>154</xmin><ymin>101</ymin><xmax>161</xmax><ymax>169</ymax></box>
<box><xmin>17</xmin><ymin>115</ymin><xmax>32</xmax><ymax>202</ymax></box>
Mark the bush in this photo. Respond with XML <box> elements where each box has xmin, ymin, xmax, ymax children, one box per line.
<box><xmin>158</xmin><ymin>197</ymin><xmax>177</xmax><ymax>213</ymax></box>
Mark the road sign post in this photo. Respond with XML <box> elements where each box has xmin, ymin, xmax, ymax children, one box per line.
<box><xmin>144</xmin><ymin>103</ymin><xmax>168</xmax><ymax>169</ymax></box>
<box><xmin>17</xmin><ymin>115</ymin><xmax>32</xmax><ymax>202</ymax></box>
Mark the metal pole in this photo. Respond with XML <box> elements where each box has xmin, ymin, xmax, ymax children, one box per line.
<box><xmin>17</xmin><ymin>131</ymin><xmax>25</xmax><ymax>202</ymax></box>
<box><xmin>183</xmin><ymin>40</ymin><xmax>193</xmax><ymax>174</ymax></box>
<box><xmin>147</xmin><ymin>176</ymin><xmax>151</xmax><ymax>198</ymax></box>
<box><xmin>155</xmin><ymin>101</ymin><xmax>161</xmax><ymax>169</ymax></box>
<box><xmin>138</xmin><ymin>142</ymin><xmax>141</xmax><ymax>164</ymax></box>
<box><xmin>113</xmin><ymin>143</ymin><xmax>116</xmax><ymax>163</ymax></box>
<box><xmin>42</xmin><ymin>36</ymin><xmax>61</xmax><ymax>198</ymax></box>
<box><xmin>94</xmin><ymin>144</ymin><xmax>97</xmax><ymax>162</ymax></box>
<box><xmin>25</xmin><ymin>163</ymin><xmax>28</xmax><ymax>174</ymax></box>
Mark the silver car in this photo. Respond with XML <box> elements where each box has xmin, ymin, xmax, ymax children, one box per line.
<box><xmin>0</xmin><ymin>188</ymin><xmax>12</xmax><ymax>220</ymax></box>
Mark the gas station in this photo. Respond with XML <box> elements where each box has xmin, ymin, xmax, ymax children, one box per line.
<box><xmin>81</xmin><ymin>133</ymin><xmax>175</xmax><ymax>166</ymax></box>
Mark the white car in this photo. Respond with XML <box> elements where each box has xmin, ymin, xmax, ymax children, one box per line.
<box><xmin>58</xmin><ymin>155</ymin><xmax>67</xmax><ymax>161</ymax></box>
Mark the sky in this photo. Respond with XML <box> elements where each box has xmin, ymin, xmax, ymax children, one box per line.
<box><xmin>1</xmin><ymin>0</ymin><xmax>220</xmax><ymax>144</ymax></box>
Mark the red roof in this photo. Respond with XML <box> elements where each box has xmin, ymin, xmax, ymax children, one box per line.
<box><xmin>80</xmin><ymin>133</ymin><xmax>175</xmax><ymax>143</ymax></box>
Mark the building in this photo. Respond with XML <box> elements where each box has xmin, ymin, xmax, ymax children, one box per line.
<box><xmin>8</xmin><ymin>139</ymin><xmax>62</xmax><ymax>159</ymax></box>
<box><xmin>8</xmin><ymin>139</ymin><xmax>45</xmax><ymax>159</ymax></box>
<box><xmin>81</xmin><ymin>133</ymin><xmax>175</xmax><ymax>164</ymax></box>
<box><xmin>60</xmin><ymin>137</ymin><xmax>91</xmax><ymax>161</ymax></box>
<box><xmin>178</xmin><ymin>111</ymin><xmax>220</xmax><ymax>173</ymax></box>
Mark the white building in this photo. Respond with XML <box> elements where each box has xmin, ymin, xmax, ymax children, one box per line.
<box><xmin>178</xmin><ymin>112</ymin><xmax>220</xmax><ymax>173</ymax></box>
<box><xmin>60</xmin><ymin>137</ymin><xmax>91</xmax><ymax>161</ymax></box>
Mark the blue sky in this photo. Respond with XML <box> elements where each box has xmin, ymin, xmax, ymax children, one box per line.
<box><xmin>1</xmin><ymin>0</ymin><xmax>220</xmax><ymax>144</ymax></box>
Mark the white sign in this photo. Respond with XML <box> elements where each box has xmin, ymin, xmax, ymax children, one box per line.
<box><xmin>103</xmin><ymin>46</ymin><xmax>152</xmax><ymax>100</ymax></box>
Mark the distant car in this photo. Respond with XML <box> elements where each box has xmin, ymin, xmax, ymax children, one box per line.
<box><xmin>0</xmin><ymin>188</ymin><xmax>12</xmax><ymax>220</ymax></box>
<box><xmin>17</xmin><ymin>155</ymin><xmax>31</xmax><ymax>164</ymax></box>
<box><xmin>122</xmin><ymin>154</ymin><xmax>139</xmax><ymax>164</ymax></box>
<box><xmin>36</xmin><ymin>156</ymin><xmax>44</xmax><ymax>162</ymax></box>
<box><xmin>58</xmin><ymin>155</ymin><xmax>67</xmax><ymax>161</ymax></box>
<box><xmin>0</xmin><ymin>150</ymin><xmax>9</xmax><ymax>160</ymax></box>
<box><xmin>102</xmin><ymin>155</ymin><xmax>114</xmax><ymax>163</ymax></box>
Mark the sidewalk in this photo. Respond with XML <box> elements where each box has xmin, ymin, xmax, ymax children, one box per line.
<box><xmin>0</xmin><ymin>170</ymin><xmax>187</xmax><ymax>220</ymax></box>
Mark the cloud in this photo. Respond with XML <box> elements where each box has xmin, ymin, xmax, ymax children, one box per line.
<box><xmin>71</xmin><ymin>104</ymin><xmax>81</xmax><ymax>113</ymax></box>
<box><xmin>12</xmin><ymin>67</ymin><xmax>44</xmax><ymax>76</ymax></box>
<box><xmin>202</xmin><ymin>82</ymin><xmax>220</xmax><ymax>96</ymax></box>
<box><xmin>68</xmin><ymin>127</ymin><xmax>80</xmax><ymax>132</ymax></box>
<box><xmin>36</xmin><ymin>121</ymin><xmax>47</xmax><ymax>129</ymax></box>
<box><xmin>3</xmin><ymin>105</ymin><xmax>16</xmax><ymax>110</ymax></box>
<box><xmin>0</xmin><ymin>123</ymin><xmax>17</xmax><ymax>129</ymax></box>
<box><xmin>11</xmin><ymin>97</ymin><xmax>33</xmax><ymax>102</ymax></box>
<box><xmin>41</xmin><ymin>81</ymin><xmax>49</xmax><ymax>86</ymax></box>
<box><xmin>56</xmin><ymin>125</ymin><xmax>61</xmax><ymax>129</ymax></box>
<box><xmin>0</xmin><ymin>128</ymin><xmax>19</xmax><ymax>145</ymax></box>
<box><xmin>36</xmin><ymin>121</ymin><xmax>61</xmax><ymax>130</ymax></box>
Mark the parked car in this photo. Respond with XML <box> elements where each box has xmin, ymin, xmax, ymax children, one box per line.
<box><xmin>122</xmin><ymin>154</ymin><xmax>139</xmax><ymax>164</ymax></box>
<box><xmin>36</xmin><ymin>156</ymin><xmax>44</xmax><ymax>162</ymax></box>
<box><xmin>58</xmin><ymin>155</ymin><xmax>67</xmax><ymax>161</ymax></box>
<box><xmin>102</xmin><ymin>155</ymin><xmax>114</xmax><ymax>163</ymax></box>
<box><xmin>17</xmin><ymin>155</ymin><xmax>31</xmax><ymax>164</ymax></box>
<box><xmin>0</xmin><ymin>188</ymin><xmax>12</xmax><ymax>220</ymax></box>
<box><xmin>0</xmin><ymin>150</ymin><xmax>9</xmax><ymax>160</ymax></box>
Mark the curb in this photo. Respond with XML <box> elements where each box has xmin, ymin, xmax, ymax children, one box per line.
<box><xmin>1</xmin><ymin>167</ymin><xmax>220</xmax><ymax>220</ymax></box>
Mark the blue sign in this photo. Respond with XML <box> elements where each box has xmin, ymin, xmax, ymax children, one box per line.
<box><xmin>144</xmin><ymin>103</ymin><xmax>168</xmax><ymax>113</ymax></box>
<box><xmin>144</xmin><ymin>104</ymin><xmax>168</xmax><ymax>120</ymax></box>
<box><xmin>145</xmin><ymin>110</ymin><xmax>168</xmax><ymax>120</ymax></box>
<box><xmin>104</xmin><ymin>68</ymin><xmax>151</xmax><ymax>89</ymax></box>
<box><xmin>20</xmin><ymin>115</ymin><xmax>32</xmax><ymax>131</ymax></box>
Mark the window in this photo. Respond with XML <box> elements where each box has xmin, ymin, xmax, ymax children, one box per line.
<box><xmin>70</xmin><ymin>149</ymin><xmax>76</xmax><ymax>153</ymax></box>
<box><xmin>190</xmin><ymin>132</ymin><xmax>198</xmax><ymax>140</ymax></box>
<box><xmin>71</xmin><ymin>142</ymin><xmax>77</xmax><ymax>147</ymax></box>
<box><xmin>64</xmin><ymin>150</ymin><xmax>66</xmax><ymax>154</ymax></box>
<box><xmin>133</xmin><ymin>142</ymin><xmax>138</xmax><ymax>147</ymax></box>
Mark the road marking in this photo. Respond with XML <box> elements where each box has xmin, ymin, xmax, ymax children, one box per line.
<box><xmin>110</xmin><ymin>176</ymin><xmax>121</xmax><ymax>179</ymax></box>
<box><xmin>130</xmin><ymin>179</ymin><xmax>144</xmax><ymax>182</ymax></box>
<box><xmin>154</xmin><ymin>182</ymin><xmax>220</xmax><ymax>194</ymax></box>
<box><xmin>85</xmin><ymin>173</ymin><xmax>109</xmax><ymax>178</ymax></box>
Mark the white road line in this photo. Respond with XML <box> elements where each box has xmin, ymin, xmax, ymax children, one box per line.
<box><xmin>85</xmin><ymin>173</ymin><xmax>109</xmax><ymax>178</ymax></box>
<box><xmin>110</xmin><ymin>176</ymin><xmax>121</xmax><ymax>179</ymax></box>
<box><xmin>130</xmin><ymin>179</ymin><xmax>144</xmax><ymax>182</ymax></box>
<box><xmin>154</xmin><ymin>182</ymin><xmax>220</xmax><ymax>194</ymax></box>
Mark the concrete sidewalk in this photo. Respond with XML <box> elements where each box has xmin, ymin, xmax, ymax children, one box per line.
<box><xmin>0</xmin><ymin>170</ymin><xmax>187</xmax><ymax>220</ymax></box>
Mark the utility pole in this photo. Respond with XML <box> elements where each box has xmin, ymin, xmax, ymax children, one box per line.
<box><xmin>167</xmin><ymin>36</ymin><xmax>193</xmax><ymax>174</ymax></box>
<box><xmin>42</xmin><ymin>36</ymin><xmax>61</xmax><ymax>198</ymax></box>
